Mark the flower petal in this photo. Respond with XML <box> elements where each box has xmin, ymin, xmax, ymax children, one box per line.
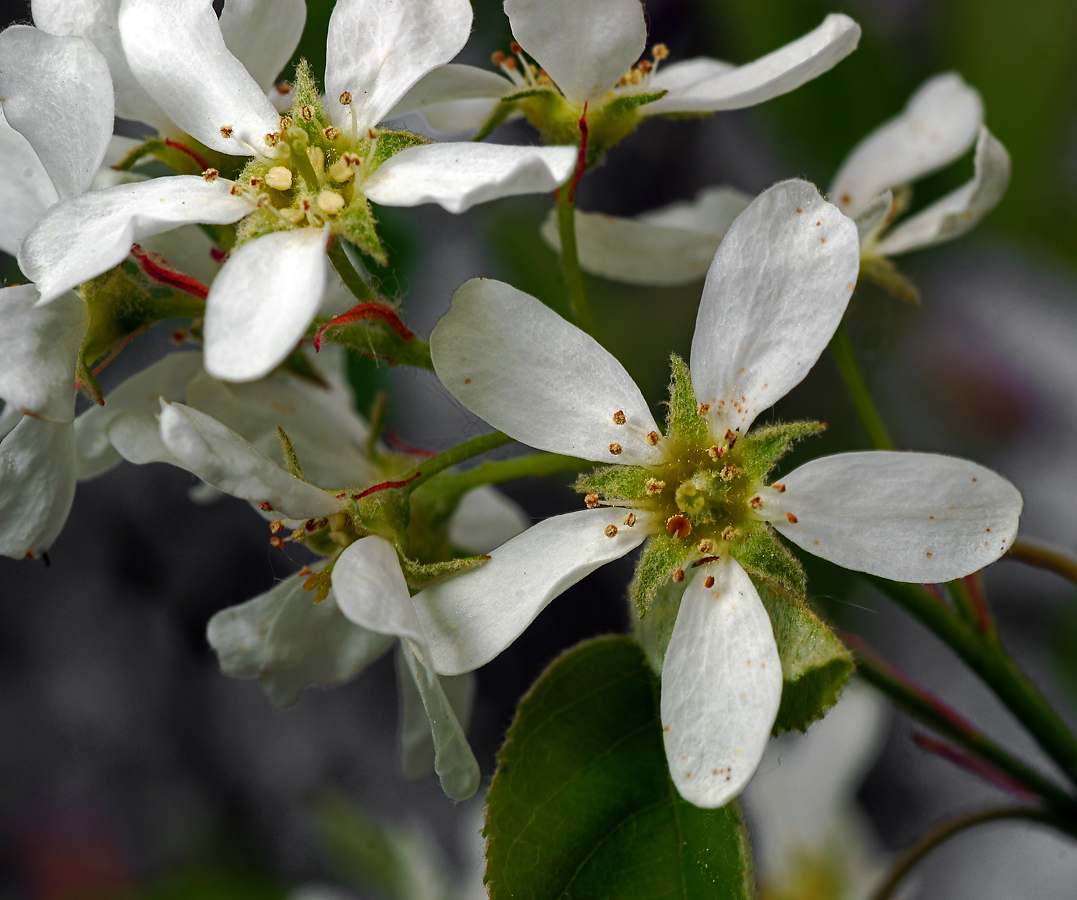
<box><xmin>218</xmin><ymin>0</ymin><xmax>306</xmax><ymax>93</ymax></box>
<box><xmin>690</xmin><ymin>179</ymin><xmax>860</xmax><ymax>435</ymax></box>
<box><xmin>874</xmin><ymin>127</ymin><xmax>1010</xmax><ymax>256</ymax></box>
<box><xmin>203</xmin><ymin>226</ymin><xmax>330</xmax><ymax>384</ymax></box>
<box><xmin>362</xmin><ymin>143</ymin><xmax>577</xmax><ymax>213</ymax></box>
<box><xmin>636</xmin><ymin>185</ymin><xmax>753</xmax><ymax>233</ymax></box>
<box><xmin>447</xmin><ymin>485</ymin><xmax>530</xmax><ymax>555</ymax></box>
<box><xmin>397</xmin><ymin>648</ymin><xmax>475</xmax><ymax>778</ymax></box>
<box><xmin>0</xmin><ymin>285</ymin><xmax>87</xmax><ymax>423</ymax></box>
<box><xmin>430</xmin><ymin>277</ymin><xmax>664</xmax><ymax>464</ymax></box>
<box><xmin>644</xmin><ymin>15</ymin><xmax>860</xmax><ymax>116</ymax></box>
<box><xmin>206</xmin><ymin>566</ymin><xmax>393</xmax><ymax>708</ymax></box>
<box><xmin>0</xmin><ymin>110</ymin><xmax>58</xmax><ymax>255</ymax></box>
<box><xmin>118</xmin><ymin>0</ymin><xmax>281</xmax><ymax>155</ymax></box>
<box><xmin>759</xmin><ymin>451</ymin><xmax>1023</xmax><ymax>582</ymax></box>
<box><xmin>157</xmin><ymin>401</ymin><xmax>342</xmax><ymax>518</ymax></box>
<box><xmin>325</xmin><ymin>0</ymin><xmax>473</xmax><ymax>134</ymax></box>
<box><xmin>0</xmin><ymin>26</ymin><xmax>114</xmax><ymax>199</ymax></box>
<box><xmin>412</xmin><ymin>508</ymin><xmax>650</xmax><ymax>676</ymax></box>
<box><xmin>853</xmin><ymin>190</ymin><xmax>893</xmax><ymax>245</ymax></box>
<box><xmin>830</xmin><ymin>73</ymin><xmax>983</xmax><ymax>216</ymax></box>
<box><xmin>648</xmin><ymin>58</ymin><xmax>735</xmax><ymax>95</ymax></box>
<box><xmin>661</xmin><ymin>556</ymin><xmax>782</xmax><ymax>808</ymax></box>
<box><xmin>505</xmin><ymin>0</ymin><xmax>646</xmax><ymax>105</ymax></box>
<box><xmin>333</xmin><ymin>536</ymin><xmax>480</xmax><ymax>800</ymax></box>
<box><xmin>0</xmin><ymin>416</ymin><xmax>76</xmax><ymax>559</ymax></box>
<box><xmin>388</xmin><ymin>63</ymin><xmax>513</xmax><ymax>118</ymax></box>
<box><xmin>19</xmin><ymin>176</ymin><xmax>252</xmax><ymax>305</ymax></box>
<box><xmin>75</xmin><ymin>351</ymin><xmax>202</xmax><ymax>479</ymax></box>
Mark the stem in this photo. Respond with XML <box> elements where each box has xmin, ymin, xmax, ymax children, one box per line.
<box><xmin>851</xmin><ymin>643</ymin><xmax>1076</xmax><ymax>811</ymax></box>
<box><xmin>829</xmin><ymin>322</ymin><xmax>894</xmax><ymax>450</ymax></box>
<box><xmin>404</xmin><ymin>431</ymin><xmax>515</xmax><ymax>492</ymax></box>
<box><xmin>556</xmin><ymin>189</ymin><xmax>596</xmax><ymax>338</ymax></box>
<box><xmin>328</xmin><ymin>238</ymin><xmax>376</xmax><ymax>305</ymax></box>
<box><xmin>422</xmin><ymin>452</ymin><xmax>590</xmax><ymax>498</ymax></box>
<box><xmin>868</xmin><ymin>576</ymin><xmax>1077</xmax><ymax>787</ymax></box>
<box><xmin>1006</xmin><ymin>537</ymin><xmax>1077</xmax><ymax>588</ymax></box>
<box><xmin>869</xmin><ymin>806</ymin><xmax>1077</xmax><ymax>900</ymax></box>
<box><xmin>947</xmin><ymin>576</ymin><xmax>999</xmax><ymax>642</ymax></box>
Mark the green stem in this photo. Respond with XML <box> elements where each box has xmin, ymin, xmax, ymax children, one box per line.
<box><xmin>422</xmin><ymin>452</ymin><xmax>590</xmax><ymax>498</ymax></box>
<box><xmin>1006</xmin><ymin>537</ymin><xmax>1077</xmax><ymax>588</ymax></box>
<box><xmin>829</xmin><ymin>322</ymin><xmax>894</xmax><ymax>450</ymax></box>
<box><xmin>853</xmin><ymin>647</ymin><xmax>1076</xmax><ymax>812</ymax></box>
<box><xmin>328</xmin><ymin>238</ymin><xmax>376</xmax><ymax>305</ymax></box>
<box><xmin>868</xmin><ymin>576</ymin><xmax>1077</xmax><ymax>787</ymax></box>
<box><xmin>869</xmin><ymin>806</ymin><xmax>1077</xmax><ymax>900</ymax></box>
<box><xmin>404</xmin><ymin>431</ymin><xmax>515</xmax><ymax>492</ymax></box>
<box><xmin>557</xmin><ymin>190</ymin><xmax>596</xmax><ymax>338</ymax></box>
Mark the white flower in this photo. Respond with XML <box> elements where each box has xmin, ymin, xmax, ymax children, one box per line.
<box><xmin>392</xmin><ymin>0</ymin><xmax>860</xmax><ymax>135</ymax></box>
<box><xmin>407</xmin><ymin>178</ymin><xmax>1022</xmax><ymax>808</ymax></box>
<box><xmin>547</xmin><ymin>73</ymin><xmax>1010</xmax><ymax>287</ymax></box>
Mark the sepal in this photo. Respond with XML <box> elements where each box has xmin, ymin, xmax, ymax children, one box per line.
<box><xmin>630</xmin><ymin>532</ymin><xmax>691</xmax><ymax>616</ymax></box>
<box><xmin>860</xmin><ymin>255</ymin><xmax>921</xmax><ymax>306</ymax></box>
<box><xmin>739</xmin><ymin>420</ymin><xmax>827</xmax><ymax>483</ymax></box>
<box><xmin>731</xmin><ymin>523</ymin><xmax>806</xmax><ymax>603</ymax></box>
<box><xmin>664</xmin><ymin>354</ymin><xmax>708</xmax><ymax>448</ymax></box>
<box><xmin>399</xmin><ymin>553</ymin><xmax>490</xmax><ymax>593</ymax></box>
<box><xmin>574</xmin><ymin>463</ymin><xmax>653</xmax><ymax>502</ymax></box>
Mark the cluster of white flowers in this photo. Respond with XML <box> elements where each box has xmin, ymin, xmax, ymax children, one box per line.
<box><xmin>0</xmin><ymin>0</ymin><xmax>1023</xmax><ymax>825</ymax></box>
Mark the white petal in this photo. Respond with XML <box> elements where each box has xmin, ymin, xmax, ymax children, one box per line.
<box><xmin>218</xmin><ymin>0</ymin><xmax>305</xmax><ymax>93</ymax></box>
<box><xmin>0</xmin><ymin>285</ymin><xmax>86</xmax><ymax>423</ymax></box>
<box><xmin>397</xmin><ymin>648</ymin><xmax>475</xmax><ymax>778</ymax></box>
<box><xmin>157</xmin><ymin>401</ymin><xmax>342</xmax><ymax>518</ymax></box>
<box><xmin>333</xmin><ymin>536</ymin><xmax>480</xmax><ymax>800</ymax></box>
<box><xmin>118</xmin><ymin>0</ymin><xmax>281</xmax><ymax>155</ymax></box>
<box><xmin>75</xmin><ymin>351</ymin><xmax>201</xmax><ymax>479</ymax></box>
<box><xmin>388</xmin><ymin>64</ymin><xmax>513</xmax><ymax>118</ymax></box>
<box><xmin>760</xmin><ymin>451</ymin><xmax>1023</xmax><ymax>582</ymax></box>
<box><xmin>874</xmin><ymin>127</ymin><xmax>1010</xmax><ymax>256</ymax></box>
<box><xmin>325</xmin><ymin>0</ymin><xmax>473</xmax><ymax>133</ymax></box>
<box><xmin>184</xmin><ymin>368</ymin><xmax>374</xmax><ymax>490</ymax></box>
<box><xmin>637</xmin><ymin>185</ymin><xmax>753</xmax><ymax>233</ymax></box>
<box><xmin>853</xmin><ymin>190</ymin><xmax>893</xmax><ymax>245</ymax></box>
<box><xmin>644</xmin><ymin>15</ymin><xmax>860</xmax><ymax>116</ymax></box>
<box><xmin>203</xmin><ymin>226</ymin><xmax>330</xmax><ymax>383</ymax></box>
<box><xmin>107</xmin><ymin>407</ymin><xmax>180</xmax><ymax>466</ymax></box>
<box><xmin>206</xmin><ymin>566</ymin><xmax>393</xmax><ymax>708</ymax></box>
<box><xmin>690</xmin><ymin>179</ymin><xmax>860</xmax><ymax>435</ymax></box>
<box><xmin>430</xmin><ymin>278</ymin><xmax>664</xmax><ymax>464</ymax></box>
<box><xmin>419</xmin><ymin>98</ymin><xmax>509</xmax><ymax>134</ymax></box>
<box><xmin>661</xmin><ymin>557</ymin><xmax>782</xmax><ymax>808</ymax></box>
<box><xmin>648</xmin><ymin>58</ymin><xmax>735</xmax><ymax>95</ymax></box>
<box><xmin>447</xmin><ymin>485</ymin><xmax>530</xmax><ymax>555</ymax></box>
<box><xmin>0</xmin><ymin>110</ymin><xmax>58</xmax><ymax>255</ymax></box>
<box><xmin>541</xmin><ymin>209</ymin><xmax>722</xmax><ymax>286</ymax></box>
<box><xmin>830</xmin><ymin>73</ymin><xmax>983</xmax><ymax>216</ymax></box>
<box><xmin>0</xmin><ymin>417</ymin><xmax>76</xmax><ymax>559</ymax></box>
<box><xmin>31</xmin><ymin>0</ymin><xmax>171</xmax><ymax>130</ymax></box>
<box><xmin>19</xmin><ymin>176</ymin><xmax>253</xmax><ymax>304</ymax></box>
<box><xmin>362</xmin><ymin>143</ymin><xmax>577</xmax><ymax>213</ymax></box>
<box><xmin>505</xmin><ymin>0</ymin><xmax>646</xmax><ymax>105</ymax></box>
<box><xmin>0</xmin><ymin>26</ymin><xmax>114</xmax><ymax>199</ymax></box>
<box><xmin>412</xmin><ymin>508</ymin><xmax>650</xmax><ymax>676</ymax></box>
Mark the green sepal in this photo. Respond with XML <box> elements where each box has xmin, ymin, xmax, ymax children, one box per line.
<box><xmin>730</xmin><ymin>523</ymin><xmax>806</xmax><ymax>603</ymax></box>
<box><xmin>601</xmin><ymin>90</ymin><xmax>668</xmax><ymax>115</ymax></box>
<box><xmin>757</xmin><ymin>585</ymin><xmax>854</xmax><ymax>735</ymax></box>
<box><xmin>664</xmin><ymin>353</ymin><xmax>708</xmax><ymax>448</ymax></box>
<box><xmin>368</xmin><ymin>128</ymin><xmax>433</xmax><ymax>174</ymax></box>
<box><xmin>860</xmin><ymin>254</ymin><xmax>921</xmax><ymax>306</ymax></box>
<box><xmin>630</xmin><ymin>533</ymin><xmax>691</xmax><ymax>616</ymax></box>
<box><xmin>574</xmin><ymin>463</ymin><xmax>652</xmax><ymax>502</ymax></box>
<box><xmin>485</xmin><ymin>635</ymin><xmax>755</xmax><ymax>900</ymax></box>
<box><xmin>234</xmin><ymin>206</ymin><xmax>291</xmax><ymax>249</ymax></box>
<box><xmin>335</xmin><ymin>196</ymin><xmax>388</xmax><ymax>267</ymax></box>
<box><xmin>318</xmin><ymin>316</ymin><xmax>433</xmax><ymax>370</ymax></box>
<box><xmin>634</xmin><ymin>574</ymin><xmax>686</xmax><ymax>674</ymax></box>
<box><xmin>288</xmin><ymin>59</ymin><xmax>331</xmax><ymax>139</ymax></box>
<box><xmin>277</xmin><ymin>348</ymin><xmax>329</xmax><ymax>387</ymax></box>
<box><xmin>739</xmin><ymin>420</ymin><xmax>827</xmax><ymax>484</ymax></box>
<box><xmin>276</xmin><ymin>427</ymin><xmax>307</xmax><ymax>482</ymax></box>
<box><xmin>75</xmin><ymin>349</ymin><xmax>104</xmax><ymax>406</ymax></box>
<box><xmin>400</xmin><ymin>553</ymin><xmax>489</xmax><ymax>592</ymax></box>
<box><xmin>111</xmin><ymin>138</ymin><xmax>206</xmax><ymax>176</ymax></box>
<box><xmin>501</xmin><ymin>86</ymin><xmax>559</xmax><ymax>104</ymax></box>
<box><xmin>473</xmin><ymin>101</ymin><xmax>519</xmax><ymax>142</ymax></box>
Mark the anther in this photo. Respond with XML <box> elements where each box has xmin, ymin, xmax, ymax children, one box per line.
<box><xmin>329</xmin><ymin>157</ymin><xmax>355</xmax><ymax>182</ymax></box>
<box><xmin>652</xmin><ymin>43</ymin><xmax>670</xmax><ymax>61</ymax></box>
<box><xmin>721</xmin><ymin>526</ymin><xmax>739</xmax><ymax>542</ymax></box>
<box><xmin>608</xmin><ymin>443</ymin><xmax>623</xmax><ymax>455</ymax></box>
<box><xmin>269</xmin><ymin>520</ymin><xmax>284</xmax><ymax>534</ymax></box>
<box><xmin>666</xmin><ymin>515</ymin><xmax>691</xmax><ymax>540</ymax></box>
<box><xmin>647</xmin><ymin>431</ymin><xmax>660</xmax><ymax>446</ymax></box>
<box><xmin>724</xmin><ymin>429</ymin><xmax>737</xmax><ymax>443</ymax></box>
<box><xmin>720</xmin><ymin>463</ymin><xmax>739</xmax><ymax>481</ymax></box>
<box><xmin>491</xmin><ymin>50</ymin><xmax>507</xmax><ymax>66</ymax></box>
<box><xmin>259</xmin><ymin>501</ymin><xmax>274</xmax><ymax>512</ymax></box>
<box><xmin>623</xmin><ymin>512</ymin><xmax>637</xmax><ymax>527</ymax></box>
<box><xmin>277</xmin><ymin>81</ymin><xmax>291</xmax><ymax>96</ymax></box>
<box><xmin>698</xmin><ymin>539</ymin><xmax>716</xmax><ymax>556</ymax></box>
<box><xmin>265</xmin><ymin>167</ymin><xmax>293</xmax><ymax>191</ymax></box>
<box><xmin>612</xmin><ymin>410</ymin><xmax>626</xmax><ymax>425</ymax></box>
<box><xmin>317</xmin><ymin>190</ymin><xmax>345</xmax><ymax>215</ymax></box>
<box><xmin>220</xmin><ymin>125</ymin><xmax>234</xmax><ymax>139</ymax></box>
<box><xmin>673</xmin><ymin>568</ymin><xmax>685</xmax><ymax>583</ymax></box>
<box><xmin>230</xmin><ymin>184</ymin><xmax>243</xmax><ymax>196</ymax></box>
<box><xmin>264</xmin><ymin>133</ymin><xmax>280</xmax><ymax>147</ymax></box>
<box><xmin>510</xmin><ymin>41</ymin><xmax>522</xmax><ymax>54</ymax></box>
<box><xmin>249</xmin><ymin>176</ymin><xmax>265</xmax><ymax>189</ymax></box>
<box><xmin>300</xmin><ymin>105</ymin><xmax>315</xmax><ymax>121</ymax></box>
<box><xmin>772</xmin><ymin>483</ymin><xmax>786</xmax><ymax>492</ymax></box>
<box><xmin>279</xmin><ymin>115</ymin><xmax>294</xmax><ymax>130</ymax></box>
<box><xmin>707</xmin><ymin>445</ymin><xmax>724</xmax><ymax>461</ymax></box>
<box><xmin>748</xmin><ymin>495</ymin><xmax>762</xmax><ymax>510</ymax></box>
<box><xmin>291</xmin><ymin>526</ymin><xmax>306</xmax><ymax>543</ymax></box>
<box><xmin>584</xmin><ymin>492</ymin><xmax>600</xmax><ymax>509</ymax></box>
<box><xmin>646</xmin><ymin>478</ymin><xmax>665</xmax><ymax>495</ymax></box>
<box><xmin>786</xmin><ymin>512</ymin><xmax>798</xmax><ymax>524</ymax></box>
<box><xmin>324</xmin><ymin>126</ymin><xmax>342</xmax><ymax>142</ymax></box>
<box><xmin>255</xmin><ymin>195</ymin><xmax>272</xmax><ymax>209</ymax></box>
<box><xmin>202</xmin><ymin>168</ymin><xmax>219</xmax><ymax>183</ymax></box>
<box><xmin>298</xmin><ymin>565</ymin><xmax>311</xmax><ymax>577</ymax></box>
<box><xmin>639</xmin><ymin>59</ymin><xmax>654</xmax><ymax>74</ymax></box>
<box><xmin>279</xmin><ymin>207</ymin><xmax>305</xmax><ymax>224</ymax></box>
<box><xmin>605</xmin><ymin>524</ymin><xmax>618</xmax><ymax>538</ymax></box>
<box><xmin>503</xmin><ymin>57</ymin><xmax>518</xmax><ymax>70</ymax></box>
<box><xmin>270</xmin><ymin>536</ymin><xmax>285</xmax><ymax>549</ymax></box>
<box><xmin>698</xmin><ymin>402</ymin><xmax>710</xmax><ymax>415</ymax></box>
<box><xmin>339</xmin><ymin>91</ymin><xmax>352</xmax><ymax>105</ymax></box>
<box><xmin>704</xmin><ymin>576</ymin><xmax>715</xmax><ymax>589</ymax></box>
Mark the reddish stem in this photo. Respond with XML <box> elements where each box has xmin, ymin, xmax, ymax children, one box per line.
<box><xmin>351</xmin><ymin>471</ymin><xmax>421</xmax><ymax>500</ymax></box>
<box><xmin>384</xmin><ymin>429</ymin><xmax>437</xmax><ymax>459</ymax></box>
<box><xmin>912</xmin><ymin>732</ymin><xmax>1037</xmax><ymax>801</ymax></box>
<box><xmin>130</xmin><ymin>244</ymin><xmax>209</xmax><ymax>300</ymax></box>
<box><xmin>313</xmin><ymin>302</ymin><xmax>414</xmax><ymax>351</ymax></box>
<box><xmin>164</xmin><ymin>138</ymin><xmax>210</xmax><ymax>172</ymax></box>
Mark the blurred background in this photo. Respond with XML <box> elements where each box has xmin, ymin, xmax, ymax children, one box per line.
<box><xmin>3</xmin><ymin>0</ymin><xmax>1077</xmax><ymax>897</ymax></box>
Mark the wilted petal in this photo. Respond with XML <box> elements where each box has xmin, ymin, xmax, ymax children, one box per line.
<box><xmin>412</xmin><ymin>508</ymin><xmax>651</xmax><ymax>676</ymax></box>
<box><xmin>0</xmin><ymin>416</ymin><xmax>76</xmax><ymax>559</ymax></box>
<box><xmin>505</xmin><ymin>0</ymin><xmax>646</xmax><ymax>105</ymax></box>
<box><xmin>333</xmin><ymin>536</ymin><xmax>481</xmax><ymax>800</ymax></box>
<box><xmin>661</xmin><ymin>556</ymin><xmax>782</xmax><ymax>808</ymax></box>
<box><xmin>430</xmin><ymin>278</ymin><xmax>664</xmax><ymax>464</ymax></box>
<box><xmin>362</xmin><ymin>143</ymin><xmax>577</xmax><ymax>213</ymax></box>
<box><xmin>118</xmin><ymin>0</ymin><xmax>282</xmax><ymax>155</ymax></box>
<box><xmin>75</xmin><ymin>351</ymin><xmax>201</xmax><ymax>479</ymax></box>
<box><xmin>218</xmin><ymin>0</ymin><xmax>306</xmax><ymax>93</ymax></box>
<box><xmin>19</xmin><ymin>176</ymin><xmax>252</xmax><ymax>304</ymax></box>
<box><xmin>690</xmin><ymin>179</ymin><xmax>860</xmax><ymax>435</ymax></box>
<box><xmin>203</xmin><ymin>226</ymin><xmax>330</xmax><ymax>384</ymax></box>
<box><xmin>447</xmin><ymin>486</ymin><xmax>530</xmax><ymax>555</ymax></box>
<box><xmin>0</xmin><ymin>26</ymin><xmax>114</xmax><ymax>199</ymax></box>
<box><xmin>325</xmin><ymin>0</ymin><xmax>473</xmax><ymax>134</ymax></box>
<box><xmin>644</xmin><ymin>15</ymin><xmax>860</xmax><ymax>116</ymax></box>
<box><xmin>0</xmin><ymin>110</ymin><xmax>58</xmax><ymax>255</ymax></box>
<box><xmin>874</xmin><ymin>127</ymin><xmax>1010</xmax><ymax>256</ymax></box>
<box><xmin>397</xmin><ymin>648</ymin><xmax>475</xmax><ymax>778</ymax></box>
<box><xmin>830</xmin><ymin>73</ymin><xmax>983</xmax><ymax>216</ymax></box>
<box><xmin>760</xmin><ymin>451</ymin><xmax>1023</xmax><ymax>582</ymax></box>
<box><xmin>207</xmin><ymin>566</ymin><xmax>393</xmax><ymax>708</ymax></box>
<box><xmin>0</xmin><ymin>285</ymin><xmax>87</xmax><ymax>423</ymax></box>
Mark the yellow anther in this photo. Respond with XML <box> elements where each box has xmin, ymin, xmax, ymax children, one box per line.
<box><xmin>317</xmin><ymin>190</ymin><xmax>346</xmax><ymax>215</ymax></box>
<box><xmin>329</xmin><ymin>157</ymin><xmax>355</xmax><ymax>183</ymax></box>
<box><xmin>279</xmin><ymin>207</ymin><xmax>305</xmax><ymax>224</ymax></box>
<box><xmin>652</xmin><ymin>43</ymin><xmax>670</xmax><ymax>61</ymax></box>
<box><xmin>265</xmin><ymin>167</ymin><xmax>293</xmax><ymax>191</ymax></box>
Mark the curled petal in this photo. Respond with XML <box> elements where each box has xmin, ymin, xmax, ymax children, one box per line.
<box><xmin>397</xmin><ymin>647</ymin><xmax>476</xmax><ymax>780</ymax></box>
<box><xmin>430</xmin><ymin>278</ymin><xmax>664</xmax><ymax>464</ymax></box>
<box><xmin>447</xmin><ymin>486</ymin><xmax>530</xmax><ymax>555</ymax></box>
<box><xmin>0</xmin><ymin>110</ymin><xmax>58</xmax><ymax>255</ymax></box>
<box><xmin>218</xmin><ymin>0</ymin><xmax>306</xmax><ymax>93</ymax></box>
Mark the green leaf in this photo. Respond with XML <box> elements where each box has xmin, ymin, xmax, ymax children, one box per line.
<box><xmin>757</xmin><ymin>586</ymin><xmax>854</xmax><ymax>735</ymax></box>
<box><xmin>665</xmin><ymin>354</ymin><xmax>708</xmax><ymax>448</ymax></box>
<box><xmin>486</xmin><ymin>635</ymin><xmax>754</xmax><ymax>900</ymax></box>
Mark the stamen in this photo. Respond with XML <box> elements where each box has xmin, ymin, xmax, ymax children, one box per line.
<box><xmin>646</xmin><ymin>478</ymin><xmax>665</xmax><ymax>495</ymax></box>
<box><xmin>608</xmin><ymin>443</ymin><xmax>623</xmax><ymax>456</ymax></box>
<box><xmin>585</xmin><ymin>493</ymin><xmax>600</xmax><ymax>509</ymax></box>
<box><xmin>265</xmin><ymin>167</ymin><xmax>293</xmax><ymax>191</ymax></box>
<box><xmin>329</xmin><ymin>157</ymin><xmax>355</xmax><ymax>183</ymax></box>
<box><xmin>612</xmin><ymin>410</ymin><xmax>627</xmax><ymax>425</ymax></box>
<box><xmin>202</xmin><ymin>168</ymin><xmax>220</xmax><ymax>183</ymax></box>
<box><xmin>704</xmin><ymin>576</ymin><xmax>715</xmax><ymax>589</ymax></box>
<box><xmin>317</xmin><ymin>190</ymin><xmax>345</xmax><ymax>215</ymax></box>
<box><xmin>666</xmin><ymin>515</ymin><xmax>692</xmax><ymax>540</ymax></box>
<box><xmin>673</xmin><ymin>568</ymin><xmax>685</xmax><ymax>583</ymax></box>
<box><xmin>324</xmin><ymin>126</ymin><xmax>342</xmax><ymax>142</ymax></box>
<box><xmin>277</xmin><ymin>81</ymin><xmax>291</xmax><ymax>96</ymax></box>
<box><xmin>604</xmin><ymin>525</ymin><xmax>618</xmax><ymax>538</ymax></box>
<box><xmin>623</xmin><ymin>512</ymin><xmax>637</xmax><ymax>527</ymax></box>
